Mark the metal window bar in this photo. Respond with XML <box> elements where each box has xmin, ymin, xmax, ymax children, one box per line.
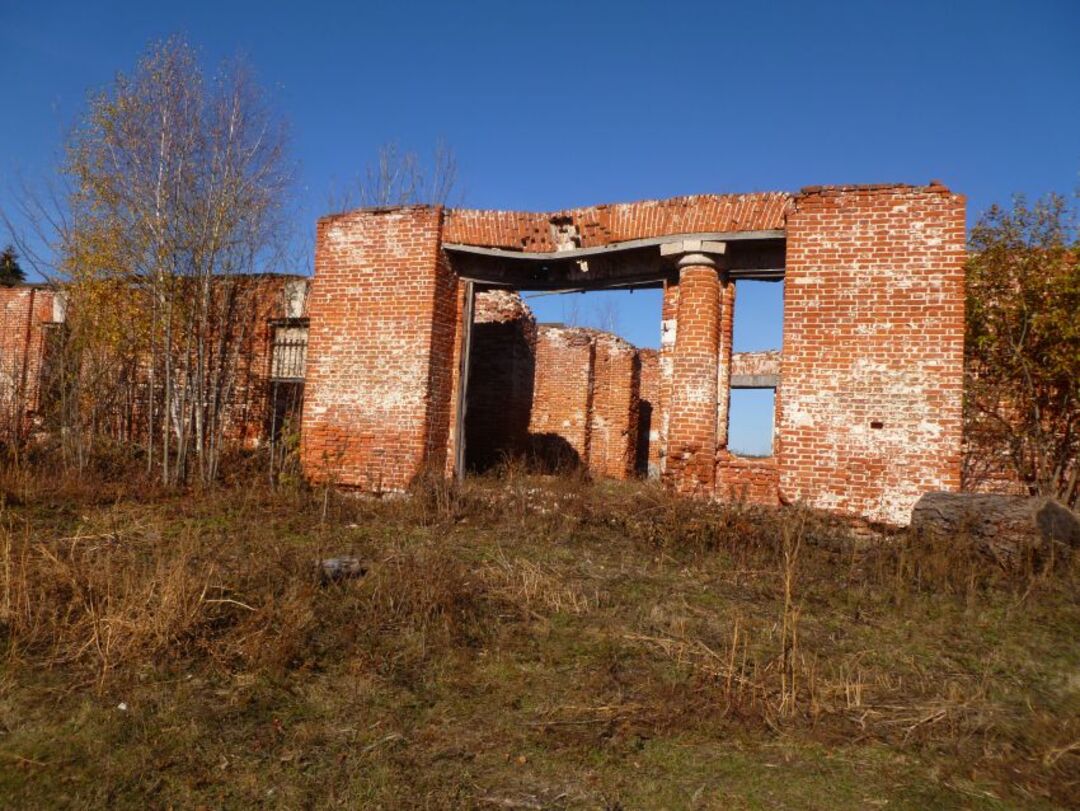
<box><xmin>271</xmin><ymin>327</ymin><xmax>307</xmax><ymax>381</ymax></box>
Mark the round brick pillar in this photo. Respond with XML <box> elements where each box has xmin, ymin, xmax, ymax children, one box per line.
<box><xmin>665</xmin><ymin>256</ymin><xmax>722</xmax><ymax>496</ymax></box>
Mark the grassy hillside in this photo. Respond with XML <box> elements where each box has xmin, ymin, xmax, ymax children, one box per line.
<box><xmin>0</xmin><ymin>465</ymin><xmax>1077</xmax><ymax>809</ymax></box>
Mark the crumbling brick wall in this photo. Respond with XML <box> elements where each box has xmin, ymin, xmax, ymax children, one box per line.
<box><xmin>464</xmin><ymin>293</ymin><xmax>644</xmax><ymax>479</ymax></box>
<box><xmin>304</xmin><ymin>185</ymin><xmax>967</xmax><ymax>525</ymax></box>
<box><xmin>715</xmin><ymin>454</ymin><xmax>781</xmax><ymax>504</ymax></box>
<box><xmin>528</xmin><ymin>326</ymin><xmax>595</xmax><ymax>470</ymax></box>
<box><xmin>588</xmin><ymin>332</ymin><xmax>640</xmax><ymax>480</ymax></box>
<box><xmin>443</xmin><ymin>193</ymin><xmax>792</xmax><ymax>251</ymax></box>
<box><xmin>0</xmin><ymin>276</ymin><xmax>303</xmax><ymax>451</ymax></box>
<box><xmin>0</xmin><ymin>286</ymin><xmax>58</xmax><ymax>441</ymax></box>
<box><xmin>220</xmin><ymin>275</ymin><xmax>311</xmax><ymax>447</ymax></box>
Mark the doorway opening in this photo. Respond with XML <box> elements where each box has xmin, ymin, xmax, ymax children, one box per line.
<box><xmin>463</xmin><ymin>285</ymin><xmax>663</xmax><ymax>479</ymax></box>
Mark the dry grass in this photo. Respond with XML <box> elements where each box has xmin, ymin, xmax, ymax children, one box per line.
<box><xmin>0</xmin><ymin>460</ymin><xmax>1077</xmax><ymax>808</ymax></box>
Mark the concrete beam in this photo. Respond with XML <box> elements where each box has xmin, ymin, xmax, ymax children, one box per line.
<box><xmin>659</xmin><ymin>239</ymin><xmax>727</xmax><ymax>257</ymax></box>
<box><xmin>443</xmin><ymin>230</ymin><xmax>780</xmax><ymax>262</ymax></box>
<box><xmin>730</xmin><ymin>373</ymin><xmax>779</xmax><ymax>389</ymax></box>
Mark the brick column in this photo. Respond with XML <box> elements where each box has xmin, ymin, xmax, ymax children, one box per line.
<box><xmin>663</xmin><ymin>243</ymin><xmax>726</xmax><ymax>495</ymax></box>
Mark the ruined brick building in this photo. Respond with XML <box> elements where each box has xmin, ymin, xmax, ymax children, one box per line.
<box><xmin>464</xmin><ymin>288</ymin><xmax>782</xmax><ymax>498</ymax></box>
<box><xmin>0</xmin><ymin>183</ymin><xmax>973</xmax><ymax>525</ymax></box>
<box><xmin>300</xmin><ymin>183</ymin><xmax>968</xmax><ymax>526</ymax></box>
<box><xmin>0</xmin><ymin>276</ymin><xmax>310</xmax><ymax>447</ymax></box>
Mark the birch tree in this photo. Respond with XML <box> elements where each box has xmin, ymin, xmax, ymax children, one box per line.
<box><xmin>62</xmin><ymin>36</ymin><xmax>292</xmax><ymax>484</ymax></box>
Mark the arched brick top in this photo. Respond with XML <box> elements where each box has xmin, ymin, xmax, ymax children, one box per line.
<box><xmin>443</xmin><ymin>192</ymin><xmax>794</xmax><ymax>252</ymax></box>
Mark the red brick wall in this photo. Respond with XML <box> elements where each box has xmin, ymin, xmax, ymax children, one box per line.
<box><xmin>443</xmin><ymin>193</ymin><xmax>792</xmax><ymax>251</ymax></box>
<box><xmin>300</xmin><ymin>185</ymin><xmax>967</xmax><ymax>525</ymax></box>
<box><xmin>301</xmin><ymin>206</ymin><xmax>455</xmax><ymax>490</ymax></box>
<box><xmin>528</xmin><ymin>326</ymin><xmax>595</xmax><ymax>468</ymax></box>
<box><xmin>0</xmin><ymin>278</ymin><xmax>304</xmax><ymax>450</ymax></box>
<box><xmin>588</xmin><ymin>333</ymin><xmax>640</xmax><ymax>479</ymax></box>
<box><xmin>0</xmin><ymin>286</ymin><xmax>57</xmax><ymax>439</ymax></box>
<box><xmin>731</xmin><ymin>350</ymin><xmax>781</xmax><ymax>378</ymax></box>
<box><xmin>715</xmin><ymin>453</ymin><xmax>781</xmax><ymax>504</ymax></box>
<box><xmin>226</xmin><ymin>275</ymin><xmax>308</xmax><ymax>447</ymax></box>
<box><xmin>780</xmin><ymin>184</ymin><xmax>966</xmax><ymax>524</ymax></box>
<box><xmin>459</xmin><ymin>294</ymin><xmax>645</xmax><ymax>480</ymax></box>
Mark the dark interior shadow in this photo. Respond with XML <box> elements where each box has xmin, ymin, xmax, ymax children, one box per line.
<box><xmin>464</xmin><ymin>318</ymin><xmax>536</xmax><ymax>473</ymax></box>
<box><xmin>635</xmin><ymin>399</ymin><xmax>653</xmax><ymax>477</ymax></box>
<box><xmin>523</xmin><ymin>432</ymin><xmax>583</xmax><ymax>474</ymax></box>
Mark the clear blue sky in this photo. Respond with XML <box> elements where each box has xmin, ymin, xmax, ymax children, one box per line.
<box><xmin>2</xmin><ymin>0</ymin><xmax>1077</xmax><ymax>454</ymax></box>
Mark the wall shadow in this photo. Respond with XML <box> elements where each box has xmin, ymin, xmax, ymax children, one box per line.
<box><xmin>464</xmin><ymin>319</ymin><xmax>536</xmax><ymax>473</ymax></box>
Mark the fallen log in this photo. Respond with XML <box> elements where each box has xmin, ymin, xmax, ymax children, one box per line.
<box><xmin>911</xmin><ymin>492</ymin><xmax>1080</xmax><ymax>567</ymax></box>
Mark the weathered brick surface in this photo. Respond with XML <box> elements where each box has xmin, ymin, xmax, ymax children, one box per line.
<box><xmin>463</xmin><ymin>293</ymin><xmax>645</xmax><ymax>479</ymax></box>
<box><xmin>0</xmin><ymin>286</ymin><xmax>58</xmax><ymax>437</ymax></box>
<box><xmin>779</xmin><ymin>184</ymin><xmax>966</xmax><ymax>524</ymax></box>
<box><xmin>664</xmin><ymin>264</ymin><xmax>721</xmax><ymax>495</ymax></box>
<box><xmin>0</xmin><ymin>276</ymin><xmax>304</xmax><ymax>449</ymax></box>
<box><xmin>528</xmin><ymin>326</ymin><xmax>595</xmax><ymax>468</ymax></box>
<box><xmin>227</xmin><ymin>275</ymin><xmax>310</xmax><ymax>446</ymax></box>
<box><xmin>588</xmin><ymin>332</ymin><xmax>640</xmax><ymax>479</ymax></box>
<box><xmin>301</xmin><ymin>206</ymin><xmax>455</xmax><ymax>490</ymax></box>
<box><xmin>731</xmin><ymin>350</ymin><xmax>781</xmax><ymax>379</ymax></box>
<box><xmin>715</xmin><ymin>452</ymin><xmax>781</xmax><ymax>505</ymax></box>
<box><xmin>443</xmin><ymin>193</ymin><xmax>792</xmax><ymax>251</ymax></box>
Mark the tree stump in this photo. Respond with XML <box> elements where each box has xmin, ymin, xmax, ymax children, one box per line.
<box><xmin>911</xmin><ymin>492</ymin><xmax>1080</xmax><ymax>567</ymax></box>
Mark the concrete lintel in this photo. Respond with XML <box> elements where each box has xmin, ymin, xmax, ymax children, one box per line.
<box><xmin>730</xmin><ymin>373</ymin><xmax>779</xmax><ymax>389</ymax></box>
<box><xmin>659</xmin><ymin>239</ymin><xmax>727</xmax><ymax>257</ymax></box>
<box><xmin>443</xmin><ymin>230</ymin><xmax>781</xmax><ymax>262</ymax></box>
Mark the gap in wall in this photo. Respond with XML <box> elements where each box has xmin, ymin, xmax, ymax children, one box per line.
<box><xmin>524</xmin><ymin>287</ymin><xmax>663</xmax><ymax>350</ymax></box>
<box><xmin>728</xmin><ymin>388</ymin><xmax>776</xmax><ymax>457</ymax></box>
<box><xmin>728</xmin><ymin>279</ymin><xmax>783</xmax><ymax>457</ymax></box>
<box><xmin>732</xmin><ymin>279</ymin><xmax>784</xmax><ymax>352</ymax></box>
<box><xmin>463</xmin><ymin>286</ymin><xmax>662</xmax><ymax>478</ymax></box>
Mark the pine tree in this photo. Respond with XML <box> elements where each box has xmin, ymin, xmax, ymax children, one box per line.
<box><xmin>0</xmin><ymin>244</ymin><xmax>26</xmax><ymax>286</ymax></box>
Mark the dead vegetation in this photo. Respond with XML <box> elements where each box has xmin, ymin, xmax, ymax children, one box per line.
<box><xmin>0</xmin><ymin>459</ymin><xmax>1077</xmax><ymax>808</ymax></box>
